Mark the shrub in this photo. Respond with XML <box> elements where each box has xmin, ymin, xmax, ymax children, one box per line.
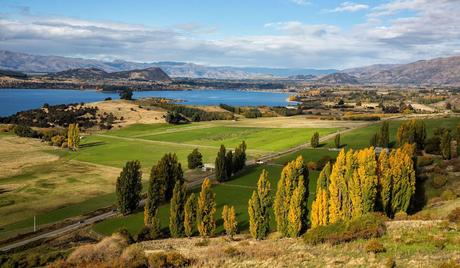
<box><xmin>438</xmin><ymin>259</ymin><xmax>460</xmax><ymax>268</ymax></box>
<box><xmin>447</xmin><ymin>207</ymin><xmax>460</xmax><ymax>223</ymax></box>
<box><xmin>393</xmin><ymin>211</ymin><xmax>408</xmax><ymax>220</ymax></box>
<box><xmin>14</xmin><ymin>124</ymin><xmax>37</xmax><ymax>138</ymax></box>
<box><xmin>303</xmin><ymin>213</ymin><xmax>387</xmax><ymax>245</ymax></box>
<box><xmin>433</xmin><ymin>236</ymin><xmax>447</xmax><ymax>250</ymax></box>
<box><xmin>119</xmin><ymin>245</ymin><xmax>147</xmax><ymax>268</ymax></box>
<box><xmin>194</xmin><ymin>238</ymin><xmax>210</xmax><ymax>247</ymax></box>
<box><xmin>147</xmin><ymin>252</ymin><xmax>192</xmax><ymax>268</ymax></box>
<box><xmin>136</xmin><ymin>226</ymin><xmax>151</xmax><ymax>242</ymax></box>
<box><xmin>417</xmin><ymin>156</ymin><xmax>434</xmax><ymax>167</ymax></box>
<box><xmin>51</xmin><ymin>135</ymin><xmax>66</xmax><ymax>147</ymax></box>
<box><xmin>365</xmin><ymin>239</ymin><xmax>386</xmax><ymax>253</ymax></box>
<box><xmin>224</xmin><ymin>246</ymin><xmax>242</xmax><ymax>257</ymax></box>
<box><xmin>441</xmin><ymin>190</ymin><xmax>456</xmax><ymax>201</ymax></box>
<box><xmin>431</xmin><ymin>175</ymin><xmax>448</xmax><ymax>189</ymax></box>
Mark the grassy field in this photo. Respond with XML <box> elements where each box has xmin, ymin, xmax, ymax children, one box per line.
<box><xmin>58</xmin><ymin>122</ymin><xmax>339</xmax><ymax>171</ymax></box>
<box><xmin>0</xmin><ymin>119</ymin><xmax>340</xmax><ymax>240</ymax></box>
<box><xmin>91</xmin><ymin>116</ymin><xmax>459</xmax><ymax>237</ymax></box>
<box><xmin>92</xmin><ymin>151</ymin><xmax>339</xmax><ymax>236</ymax></box>
<box><xmin>327</xmin><ymin>117</ymin><xmax>459</xmax><ymax>149</ymax></box>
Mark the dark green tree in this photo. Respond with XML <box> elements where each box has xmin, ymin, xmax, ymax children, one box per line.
<box><xmin>233</xmin><ymin>141</ymin><xmax>247</xmax><ymax>172</ymax></box>
<box><xmin>215</xmin><ymin>145</ymin><xmax>228</xmax><ymax>182</ymax></box>
<box><xmin>187</xmin><ymin>148</ymin><xmax>203</xmax><ymax>169</ymax></box>
<box><xmin>226</xmin><ymin>150</ymin><xmax>234</xmax><ymax>177</ymax></box>
<box><xmin>379</xmin><ymin>121</ymin><xmax>390</xmax><ymax>147</ymax></box>
<box><xmin>311</xmin><ymin>132</ymin><xmax>320</xmax><ymax>148</ymax></box>
<box><xmin>440</xmin><ymin>131</ymin><xmax>452</xmax><ymax>160</ymax></box>
<box><xmin>116</xmin><ymin>160</ymin><xmax>142</xmax><ymax>215</ymax></box>
<box><xmin>119</xmin><ymin>89</ymin><xmax>133</xmax><ymax>100</ymax></box>
<box><xmin>144</xmin><ymin>164</ymin><xmax>164</xmax><ymax>225</ymax></box>
<box><xmin>370</xmin><ymin>133</ymin><xmax>379</xmax><ymax>147</ymax></box>
<box><xmin>169</xmin><ymin>181</ymin><xmax>187</xmax><ymax>237</ymax></box>
<box><xmin>151</xmin><ymin>153</ymin><xmax>184</xmax><ymax>201</ymax></box>
<box><xmin>334</xmin><ymin>133</ymin><xmax>341</xmax><ymax>148</ymax></box>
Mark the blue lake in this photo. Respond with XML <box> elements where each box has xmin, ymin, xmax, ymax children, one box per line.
<box><xmin>0</xmin><ymin>89</ymin><xmax>296</xmax><ymax>116</ymax></box>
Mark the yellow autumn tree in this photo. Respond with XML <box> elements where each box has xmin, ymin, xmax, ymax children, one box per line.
<box><xmin>288</xmin><ymin>176</ymin><xmax>306</xmax><ymax>237</ymax></box>
<box><xmin>222</xmin><ymin>205</ymin><xmax>237</xmax><ymax>239</ymax></box>
<box><xmin>310</xmin><ymin>162</ymin><xmax>331</xmax><ymax>228</ymax></box>
<box><xmin>359</xmin><ymin>147</ymin><xmax>378</xmax><ymax>214</ymax></box>
<box><xmin>389</xmin><ymin>147</ymin><xmax>416</xmax><ymax>216</ymax></box>
<box><xmin>344</xmin><ymin>149</ymin><xmax>357</xmax><ymax>219</ymax></box>
<box><xmin>274</xmin><ymin>155</ymin><xmax>308</xmax><ymax>236</ymax></box>
<box><xmin>328</xmin><ymin>149</ymin><xmax>347</xmax><ymax>223</ymax></box>
<box><xmin>377</xmin><ymin>149</ymin><xmax>391</xmax><ymax>214</ymax></box>
<box><xmin>196</xmin><ymin>178</ymin><xmax>216</xmax><ymax>237</ymax></box>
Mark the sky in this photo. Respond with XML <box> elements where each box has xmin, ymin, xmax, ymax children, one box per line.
<box><xmin>0</xmin><ymin>0</ymin><xmax>459</xmax><ymax>69</ymax></box>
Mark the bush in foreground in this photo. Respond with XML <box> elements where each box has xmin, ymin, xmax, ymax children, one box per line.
<box><xmin>365</xmin><ymin>239</ymin><xmax>386</xmax><ymax>253</ymax></box>
<box><xmin>147</xmin><ymin>251</ymin><xmax>193</xmax><ymax>268</ymax></box>
<box><xmin>303</xmin><ymin>213</ymin><xmax>387</xmax><ymax>245</ymax></box>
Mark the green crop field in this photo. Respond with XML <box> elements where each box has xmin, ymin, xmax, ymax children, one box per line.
<box><xmin>59</xmin><ymin>123</ymin><xmax>339</xmax><ymax>171</ymax></box>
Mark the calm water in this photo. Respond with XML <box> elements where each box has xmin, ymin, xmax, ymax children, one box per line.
<box><xmin>0</xmin><ymin>89</ymin><xmax>295</xmax><ymax>116</ymax></box>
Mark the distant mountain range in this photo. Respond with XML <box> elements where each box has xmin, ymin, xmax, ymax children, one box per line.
<box><xmin>0</xmin><ymin>50</ymin><xmax>336</xmax><ymax>79</ymax></box>
<box><xmin>2</xmin><ymin>50</ymin><xmax>460</xmax><ymax>84</ymax></box>
<box><xmin>52</xmin><ymin>67</ymin><xmax>171</xmax><ymax>82</ymax></box>
<box><xmin>342</xmin><ymin>57</ymin><xmax>460</xmax><ymax>85</ymax></box>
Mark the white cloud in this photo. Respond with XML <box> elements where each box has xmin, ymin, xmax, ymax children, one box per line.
<box><xmin>329</xmin><ymin>2</ymin><xmax>369</xmax><ymax>12</ymax></box>
<box><xmin>0</xmin><ymin>0</ymin><xmax>460</xmax><ymax>69</ymax></box>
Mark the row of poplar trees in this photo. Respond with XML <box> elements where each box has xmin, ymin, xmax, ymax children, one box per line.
<box><xmin>310</xmin><ymin>144</ymin><xmax>416</xmax><ymax>228</ymax></box>
<box><xmin>215</xmin><ymin>141</ymin><xmax>247</xmax><ymax>182</ymax></box>
<box><xmin>248</xmin><ymin>155</ymin><xmax>310</xmax><ymax>239</ymax></box>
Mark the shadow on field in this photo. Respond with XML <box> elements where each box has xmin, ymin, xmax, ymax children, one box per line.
<box><xmin>80</xmin><ymin>141</ymin><xmax>106</xmax><ymax>148</ymax></box>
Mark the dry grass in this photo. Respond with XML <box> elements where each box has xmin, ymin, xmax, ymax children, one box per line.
<box><xmin>138</xmin><ymin>219</ymin><xmax>460</xmax><ymax>268</ymax></box>
<box><xmin>0</xmin><ymin>134</ymin><xmax>121</xmax><ymax>226</ymax></box>
<box><xmin>0</xmin><ymin>135</ymin><xmax>59</xmax><ymax>179</ymax></box>
<box><xmin>85</xmin><ymin>100</ymin><xmax>166</xmax><ymax>128</ymax></box>
<box><xmin>216</xmin><ymin>115</ymin><xmax>371</xmax><ymax>129</ymax></box>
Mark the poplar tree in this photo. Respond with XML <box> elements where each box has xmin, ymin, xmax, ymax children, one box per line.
<box><xmin>215</xmin><ymin>145</ymin><xmax>228</xmax><ymax>182</ymax></box>
<box><xmin>226</xmin><ymin>150</ymin><xmax>234</xmax><ymax>177</ymax></box>
<box><xmin>222</xmin><ymin>205</ymin><xmax>237</xmax><ymax>239</ymax></box>
<box><xmin>116</xmin><ymin>160</ymin><xmax>142</xmax><ymax>215</ymax></box>
<box><xmin>187</xmin><ymin>148</ymin><xmax>203</xmax><ymax>169</ymax></box>
<box><xmin>151</xmin><ymin>153</ymin><xmax>184</xmax><ymax>201</ymax></box>
<box><xmin>377</xmin><ymin>150</ymin><xmax>391</xmax><ymax>215</ymax></box>
<box><xmin>328</xmin><ymin>149</ymin><xmax>347</xmax><ymax>223</ymax></box>
<box><xmin>311</xmin><ymin>132</ymin><xmax>320</xmax><ymax>148</ymax></box>
<box><xmin>396</xmin><ymin>120</ymin><xmax>426</xmax><ymax>149</ymax></box>
<box><xmin>310</xmin><ymin>162</ymin><xmax>331</xmax><ymax>227</ymax></box>
<box><xmin>233</xmin><ymin>141</ymin><xmax>247</xmax><ymax>172</ymax></box>
<box><xmin>169</xmin><ymin>181</ymin><xmax>186</xmax><ymax>237</ymax></box>
<box><xmin>388</xmin><ymin>147</ymin><xmax>416</xmax><ymax>216</ymax></box>
<box><xmin>358</xmin><ymin>147</ymin><xmax>378</xmax><ymax>215</ymax></box>
<box><xmin>67</xmin><ymin>123</ymin><xmax>80</xmax><ymax>150</ymax></box>
<box><xmin>184</xmin><ymin>193</ymin><xmax>196</xmax><ymax>237</ymax></box>
<box><xmin>344</xmin><ymin>149</ymin><xmax>358</xmax><ymax>219</ymax></box>
<box><xmin>144</xmin><ymin>165</ymin><xmax>163</xmax><ymax>225</ymax></box>
<box><xmin>248</xmin><ymin>169</ymin><xmax>271</xmax><ymax>239</ymax></box>
<box><xmin>197</xmin><ymin>178</ymin><xmax>216</xmax><ymax>237</ymax></box>
<box><xmin>334</xmin><ymin>133</ymin><xmax>341</xmax><ymax>148</ymax></box>
<box><xmin>379</xmin><ymin>121</ymin><xmax>390</xmax><ymax>147</ymax></box>
<box><xmin>288</xmin><ymin>176</ymin><xmax>306</xmax><ymax>237</ymax></box>
<box><xmin>274</xmin><ymin>156</ymin><xmax>308</xmax><ymax>236</ymax></box>
<box><xmin>149</xmin><ymin>208</ymin><xmax>161</xmax><ymax>239</ymax></box>
<box><xmin>440</xmin><ymin>131</ymin><xmax>452</xmax><ymax>160</ymax></box>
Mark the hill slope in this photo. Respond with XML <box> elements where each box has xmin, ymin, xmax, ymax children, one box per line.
<box><xmin>343</xmin><ymin>56</ymin><xmax>460</xmax><ymax>85</ymax></box>
<box><xmin>51</xmin><ymin>67</ymin><xmax>171</xmax><ymax>82</ymax></box>
<box><xmin>316</xmin><ymin>72</ymin><xmax>359</xmax><ymax>84</ymax></box>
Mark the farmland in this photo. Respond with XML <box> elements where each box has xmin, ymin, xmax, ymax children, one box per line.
<box><xmin>0</xmin><ymin>118</ymin><xmax>341</xmax><ymax>239</ymax></box>
<box><xmin>91</xmin><ymin>116</ymin><xmax>459</xmax><ymax>237</ymax></box>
